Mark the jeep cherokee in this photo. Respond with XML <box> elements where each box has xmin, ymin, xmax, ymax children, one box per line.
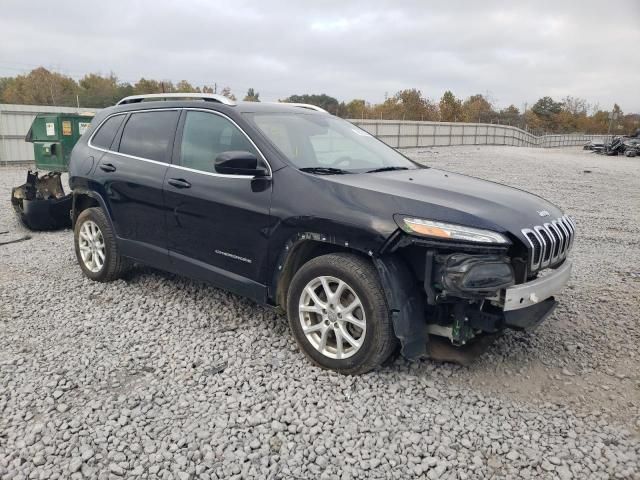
<box><xmin>69</xmin><ymin>93</ymin><xmax>575</xmax><ymax>374</ymax></box>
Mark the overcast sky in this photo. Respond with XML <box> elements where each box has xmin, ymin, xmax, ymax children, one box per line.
<box><xmin>1</xmin><ymin>0</ymin><xmax>639</xmax><ymax>112</ymax></box>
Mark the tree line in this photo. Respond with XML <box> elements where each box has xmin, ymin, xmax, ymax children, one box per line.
<box><xmin>1</xmin><ymin>67</ymin><xmax>637</xmax><ymax>135</ymax></box>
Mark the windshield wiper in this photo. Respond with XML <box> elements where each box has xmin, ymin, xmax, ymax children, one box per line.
<box><xmin>299</xmin><ymin>167</ymin><xmax>351</xmax><ymax>175</ymax></box>
<box><xmin>366</xmin><ymin>166</ymin><xmax>410</xmax><ymax>173</ymax></box>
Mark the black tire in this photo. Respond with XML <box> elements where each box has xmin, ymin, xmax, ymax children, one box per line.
<box><xmin>74</xmin><ymin>207</ymin><xmax>129</xmax><ymax>282</ymax></box>
<box><xmin>286</xmin><ymin>253</ymin><xmax>396</xmax><ymax>375</ymax></box>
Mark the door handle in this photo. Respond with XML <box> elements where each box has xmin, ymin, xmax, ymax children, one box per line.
<box><xmin>99</xmin><ymin>163</ymin><xmax>116</xmax><ymax>173</ymax></box>
<box><xmin>168</xmin><ymin>178</ymin><xmax>191</xmax><ymax>189</ymax></box>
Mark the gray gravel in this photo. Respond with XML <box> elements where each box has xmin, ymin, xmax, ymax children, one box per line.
<box><xmin>1</xmin><ymin>146</ymin><xmax>639</xmax><ymax>479</ymax></box>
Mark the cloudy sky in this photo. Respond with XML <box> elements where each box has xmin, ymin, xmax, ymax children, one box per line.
<box><xmin>1</xmin><ymin>0</ymin><xmax>639</xmax><ymax>111</ymax></box>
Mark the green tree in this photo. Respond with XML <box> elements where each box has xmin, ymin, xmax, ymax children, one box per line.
<box><xmin>439</xmin><ymin>91</ymin><xmax>462</xmax><ymax>122</ymax></box>
<box><xmin>531</xmin><ymin>96</ymin><xmax>563</xmax><ymax>117</ymax></box>
<box><xmin>497</xmin><ymin>105</ymin><xmax>521</xmax><ymax>126</ymax></box>
<box><xmin>78</xmin><ymin>73</ymin><xmax>121</xmax><ymax>108</ymax></box>
<box><xmin>243</xmin><ymin>88</ymin><xmax>260</xmax><ymax>102</ymax></box>
<box><xmin>344</xmin><ymin>99</ymin><xmax>367</xmax><ymax>118</ymax></box>
<box><xmin>530</xmin><ymin>96</ymin><xmax>564</xmax><ymax>131</ymax></box>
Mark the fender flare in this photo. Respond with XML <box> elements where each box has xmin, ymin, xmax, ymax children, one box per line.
<box><xmin>71</xmin><ymin>189</ymin><xmax>115</xmax><ymax>232</ymax></box>
<box><xmin>270</xmin><ymin>231</ymin><xmax>376</xmax><ymax>306</ymax></box>
<box><xmin>271</xmin><ymin>232</ymin><xmax>428</xmax><ymax>359</ymax></box>
<box><xmin>373</xmin><ymin>254</ymin><xmax>428</xmax><ymax>360</ymax></box>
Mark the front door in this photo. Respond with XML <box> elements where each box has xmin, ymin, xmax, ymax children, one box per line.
<box><xmin>164</xmin><ymin>110</ymin><xmax>273</xmax><ymax>300</ymax></box>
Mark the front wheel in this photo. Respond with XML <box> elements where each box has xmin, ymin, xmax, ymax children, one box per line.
<box><xmin>74</xmin><ymin>207</ymin><xmax>129</xmax><ymax>282</ymax></box>
<box><xmin>287</xmin><ymin>253</ymin><xmax>396</xmax><ymax>375</ymax></box>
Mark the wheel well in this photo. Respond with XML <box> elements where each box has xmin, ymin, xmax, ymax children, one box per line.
<box><xmin>72</xmin><ymin>194</ymin><xmax>100</xmax><ymax>226</ymax></box>
<box><xmin>274</xmin><ymin>240</ymin><xmax>369</xmax><ymax>309</ymax></box>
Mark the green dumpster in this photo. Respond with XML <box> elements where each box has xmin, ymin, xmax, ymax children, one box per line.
<box><xmin>25</xmin><ymin>113</ymin><xmax>94</xmax><ymax>172</ymax></box>
<box><xmin>11</xmin><ymin>112</ymin><xmax>95</xmax><ymax>230</ymax></box>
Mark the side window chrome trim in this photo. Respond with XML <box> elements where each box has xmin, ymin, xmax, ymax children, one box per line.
<box><xmin>87</xmin><ymin>107</ymin><xmax>273</xmax><ymax>180</ymax></box>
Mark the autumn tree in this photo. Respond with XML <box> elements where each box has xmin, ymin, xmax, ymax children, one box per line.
<box><xmin>370</xmin><ymin>89</ymin><xmax>438</xmax><ymax>121</ymax></box>
<box><xmin>1</xmin><ymin>67</ymin><xmax>78</xmax><ymax>106</ymax></box>
<box><xmin>133</xmin><ymin>78</ymin><xmax>163</xmax><ymax>94</ymax></box>
<box><xmin>461</xmin><ymin>94</ymin><xmax>494</xmax><ymax>123</ymax></box>
<box><xmin>1</xmin><ymin>67</ymin><xmax>637</xmax><ymax>134</ymax></box>
<box><xmin>0</xmin><ymin>77</ymin><xmax>11</xmax><ymax>100</ymax></box>
<box><xmin>497</xmin><ymin>105</ymin><xmax>521</xmax><ymax>126</ymax></box>
<box><xmin>220</xmin><ymin>86</ymin><xmax>236</xmax><ymax>101</ymax></box>
<box><xmin>243</xmin><ymin>88</ymin><xmax>260</xmax><ymax>102</ymax></box>
<box><xmin>439</xmin><ymin>91</ymin><xmax>462</xmax><ymax>122</ymax></box>
<box><xmin>281</xmin><ymin>94</ymin><xmax>340</xmax><ymax>114</ymax></box>
<box><xmin>175</xmin><ymin>80</ymin><xmax>199</xmax><ymax>93</ymax></box>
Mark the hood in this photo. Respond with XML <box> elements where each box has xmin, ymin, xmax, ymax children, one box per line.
<box><xmin>320</xmin><ymin>167</ymin><xmax>564</xmax><ymax>240</ymax></box>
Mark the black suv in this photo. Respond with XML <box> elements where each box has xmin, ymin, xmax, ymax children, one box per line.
<box><xmin>69</xmin><ymin>93</ymin><xmax>575</xmax><ymax>374</ymax></box>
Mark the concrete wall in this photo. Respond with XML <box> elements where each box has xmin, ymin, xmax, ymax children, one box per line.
<box><xmin>0</xmin><ymin>104</ymin><xmax>99</xmax><ymax>166</ymax></box>
<box><xmin>349</xmin><ymin>119</ymin><xmax>612</xmax><ymax>149</ymax></box>
<box><xmin>0</xmin><ymin>104</ymin><xmax>610</xmax><ymax>165</ymax></box>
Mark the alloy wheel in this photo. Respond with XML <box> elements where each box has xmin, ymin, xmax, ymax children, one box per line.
<box><xmin>78</xmin><ymin>220</ymin><xmax>106</xmax><ymax>273</ymax></box>
<box><xmin>298</xmin><ymin>275</ymin><xmax>367</xmax><ymax>359</ymax></box>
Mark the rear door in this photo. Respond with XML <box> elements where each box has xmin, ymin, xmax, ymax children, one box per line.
<box><xmin>164</xmin><ymin>109</ymin><xmax>273</xmax><ymax>300</ymax></box>
<box><xmin>93</xmin><ymin>109</ymin><xmax>179</xmax><ymax>266</ymax></box>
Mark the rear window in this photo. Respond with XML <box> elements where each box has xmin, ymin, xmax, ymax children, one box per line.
<box><xmin>118</xmin><ymin>111</ymin><xmax>179</xmax><ymax>162</ymax></box>
<box><xmin>91</xmin><ymin>115</ymin><xmax>125</xmax><ymax>150</ymax></box>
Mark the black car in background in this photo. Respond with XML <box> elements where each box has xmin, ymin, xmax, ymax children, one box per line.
<box><xmin>69</xmin><ymin>93</ymin><xmax>575</xmax><ymax>374</ymax></box>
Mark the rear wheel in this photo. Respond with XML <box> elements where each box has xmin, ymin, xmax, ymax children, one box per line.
<box><xmin>74</xmin><ymin>207</ymin><xmax>129</xmax><ymax>282</ymax></box>
<box><xmin>287</xmin><ymin>253</ymin><xmax>396</xmax><ymax>375</ymax></box>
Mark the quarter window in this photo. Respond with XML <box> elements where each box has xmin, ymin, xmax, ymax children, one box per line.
<box><xmin>118</xmin><ymin>111</ymin><xmax>179</xmax><ymax>162</ymax></box>
<box><xmin>180</xmin><ymin>111</ymin><xmax>259</xmax><ymax>173</ymax></box>
<box><xmin>91</xmin><ymin>114</ymin><xmax>125</xmax><ymax>150</ymax></box>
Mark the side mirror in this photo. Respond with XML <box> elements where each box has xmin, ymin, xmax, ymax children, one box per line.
<box><xmin>214</xmin><ymin>151</ymin><xmax>268</xmax><ymax>177</ymax></box>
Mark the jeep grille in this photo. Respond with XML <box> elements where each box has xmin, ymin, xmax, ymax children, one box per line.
<box><xmin>521</xmin><ymin>216</ymin><xmax>575</xmax><ymax>272</ymax></box>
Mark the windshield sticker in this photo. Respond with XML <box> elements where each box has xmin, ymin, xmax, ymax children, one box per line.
<box><xmin>352</xmin><ymin>128</ymin><xmax>372</xmax><ymax>137</ymax></box>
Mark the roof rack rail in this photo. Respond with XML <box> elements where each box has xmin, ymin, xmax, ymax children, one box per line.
<box><xmin>116</xmin><ymin>93</ymin><xmax>236</xmax><ymax>106</ymax></box>
<box><xmin>275</xmin><ymin>102</ymin><xmax>329</xmax><ymax>113</ymax></box>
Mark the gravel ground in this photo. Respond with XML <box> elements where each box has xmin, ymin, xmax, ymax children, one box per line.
<box><xmin>0</xmin><ymin>146</ymin><xmax>639</xmax><ymax>480</ymax></box>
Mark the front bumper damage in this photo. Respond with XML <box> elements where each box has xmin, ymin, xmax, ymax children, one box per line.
<box><xmin>499</xmin><ymin>260</ymin><xmax>573</xmax><ymax>330</ymax></box>
<box><xmin>376</xmin><ymin>250</ymin><xmax>573</xmax><ymax>362</ymax></box>
<box><xmin>503</xmin><ymin>260</ymin><xmax>572</xmax><ymax>311</ymax></box>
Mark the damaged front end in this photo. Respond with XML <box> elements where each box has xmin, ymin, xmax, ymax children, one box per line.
<box><xmin>10</xmin><ymin>171</ymin><xmax>72</xmax><ymax>230</ymax></box>
<box><xmin>376</xmin><ymin>226</ymin><xmax>573</xmax><ymax>363</ymax></box>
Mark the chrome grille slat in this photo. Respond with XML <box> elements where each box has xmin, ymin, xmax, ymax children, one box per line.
<box><xmin>544</xmin><ymin>223</ymin><xmax>560</xmax><ymax>262</ymax></box>
<box><xmin>555</xmin><ymin>220</ymin><xmax>570</xmax><ymax>258</ymax></box>
<box><xmin>522</xmin><ymin>215</ymin><xmax>576</xmax><ymax>272</ymax></box>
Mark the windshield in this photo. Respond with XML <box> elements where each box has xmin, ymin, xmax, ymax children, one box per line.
<box><xmin>246</xmin><ymin>113</ymin><xmax>419</xmax><ymax>173</ymax></box>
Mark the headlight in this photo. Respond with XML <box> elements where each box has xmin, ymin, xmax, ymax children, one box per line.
<box><xmin>394</xmin><ymin>215</ymin><xmax>509</xmax><ymax>244</ymax></box>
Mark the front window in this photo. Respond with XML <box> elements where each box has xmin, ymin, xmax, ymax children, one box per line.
<box><xmin>246</xmin><ymin>113</ymin><xmax>419</xmax><ymax>173</ymax></box>
<box><xmin>180</xmin><ymin>111</ymin><xmax>260</xmax><ymax>173</ymax></box>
